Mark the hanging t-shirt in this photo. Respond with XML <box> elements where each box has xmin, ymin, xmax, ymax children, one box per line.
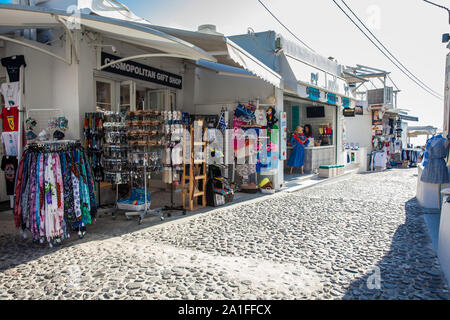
<box><xmin>0</xmin><ymin>106</ymin><xmax>19</xmax><ymax>132</ymax></box>
<box><xmin>1</xmin><ymin>55</ymin><xmax>26</xmax><ymax>82</ymax></box>
<box><xmin>254</xmin><ymin>109</ymin><xmax>267</xmax><ymax>126</ymax></box>
<box><xmin>1</xmin><ymin>131</ymin><xmax>18</xmax><ymax>156</ymax></box>
<box><xmin>0</xmin><ymin>82</ymin><xmax>20</xmax><ymax>107</ymax></box>
<box><xmin>1</xmin><ymin>156</ymin><xmax>17</xmax><ymax>195</ymax></box>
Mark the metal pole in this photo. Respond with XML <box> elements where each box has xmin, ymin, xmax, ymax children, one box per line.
<box><xmin>18</xmin><ymin>66</ymin><xmax>24</xmax><ymax>161</ymax></box>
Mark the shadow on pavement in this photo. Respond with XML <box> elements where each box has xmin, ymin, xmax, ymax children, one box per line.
<box><xmin>0</xmin><ymin>188</ymin><xmax>279</xmax><ymax>273</ymax></box>
<box><xmin>342</xmin><ymin>197</ymin><xmax>449</xmax><ymax>300</ymax></box>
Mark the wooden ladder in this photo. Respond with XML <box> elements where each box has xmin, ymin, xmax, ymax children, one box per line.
<box><xmin>181</xmin><ymin>120</ymin><xmax>208</xmax><ymax>211</ymax></box>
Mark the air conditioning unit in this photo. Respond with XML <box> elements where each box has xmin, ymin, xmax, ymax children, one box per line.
<box><xmin>367</xmin><ymin>87</ymin><xmax>393</xmax><ymax>107</ymax></box>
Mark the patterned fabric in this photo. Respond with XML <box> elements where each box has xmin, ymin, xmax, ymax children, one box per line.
<box><xmin>60</xmin><ymin>152</ymin><xmax>75</xmax><ymax>230</ymax></box>
<box><xmin>14</xmin><ymin>146</ymin><xmax>96</xmax><ymax>242</ymax></box>
<box><xmin>13</xmin><ymin>152</ymin><xmax>27</xmax><ymax>228</ymax></box>
<box><xmin>78</xmin><ymin>150</ymin><xmax>91</xmax><ymax>225</ymax></box>
<box><xmin>71</xmin><ymin>170</ymin><xmax>82</xmax><ymax>228</ymax></box>
<box><xmin>28</xmin><ymin>154</ymin><xmax>38</xmax><ymax>239</ymax></box>
<box><xmin>44</xmin><ymin>154</ymin><xmax>58</xmax><ymax>241</ymax></box>
<box><xmin>20</xmin><ymin>153</ymin><xmax>30</xmax><ymax>231</ymax></box>
<box><xmin>39</xmin><ymin>154</ymin><xmax>46</xmax><ymax>238</ymax></box>
<box><xmin>53</xmin><ymin>153</ymin><xmax>64</xmax><ymax>238</ymax></box>
<box><xmin>35</xmin><ymin>153</ymin><xmax>41</xmax><ymax>233</ymax></box>
<box><xmin>83</xmin><ymin>151</ymin><xmax>97</xmax><ymax>219</ymax></box>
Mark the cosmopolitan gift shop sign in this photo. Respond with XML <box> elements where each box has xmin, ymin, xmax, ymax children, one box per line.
<box><xmin>101</xmin><ymin>52</ymin><xmax>182</xmax><ymax>89</ymax></box>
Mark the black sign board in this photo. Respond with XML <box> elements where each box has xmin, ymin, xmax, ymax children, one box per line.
<box><xmin>343</xmin><ymin>108</ymin><xmax>355</xmax><ymax>117</ymax></box>
<box><xmin>101</xmin><ymin>52</ymin><xmax>182</xmax><ymax>89</ymax></box>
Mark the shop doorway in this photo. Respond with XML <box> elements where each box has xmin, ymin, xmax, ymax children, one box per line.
<box><xmin>284</xmin><ymin>97</ymin><xmax>338</xmax><ymax>175</ymax></box>
<box><xmin>95</xmin><ymin>77</ymin><xmax>176</xmax><ymax>113</ymax></box>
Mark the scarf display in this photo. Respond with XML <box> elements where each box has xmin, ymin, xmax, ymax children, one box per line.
<box><xmin>13</xmin><ymin>141</ymin><xmax>97</xmax><ymax>245</ymax></box>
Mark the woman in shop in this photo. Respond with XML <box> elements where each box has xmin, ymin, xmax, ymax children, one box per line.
<box><xmin>303</xmin><ymin>124</ymin><xmax>313</xmax><ymax>139</ymax></box>
<box><xmin>288</xmin><ymin>126</ymin><xmax>310</xmax><ymax>175</ymax></box>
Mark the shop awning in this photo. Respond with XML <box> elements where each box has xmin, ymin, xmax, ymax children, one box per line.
<box><xmin>0</xmin><ymin>4</ymin><xmax>215</xmax><ymax>64</ymax></box>
<box><xmin>398</xmin><ymin>114</ymin><xmax>419</xmax><ymax>122</ymax></box>
<box><xmin>282</xmin><ymin>54</ymin><xmax>354</xmax><ymax>103</ymax></box>
<box><xmin>148</xmin><ymin>25</ymin><xmax>283</xmax><ymax>88</ymax></box>
<box><xmin>407</xmin><ymin>126</ymin><xmax>438</xmax><ymax>137</ymax></box>
<box><xmin>195</xmin><ymin>60</ymin><xmax>258</xmax><ymax>79</ymax></box>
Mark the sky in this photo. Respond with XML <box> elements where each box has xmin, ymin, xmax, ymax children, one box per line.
<box><xmin>123</xmin><ymin>0</ymin><xmax>449</xmax><ymax>143</ymax></box>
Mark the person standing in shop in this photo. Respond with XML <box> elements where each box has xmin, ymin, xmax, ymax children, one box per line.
<box><xmin>303</xmin><ymin>124</ymin><xmax>313</xmax><ymax>139</ymax></box>
<box><xmin>288</xmin><ymin>126</ymin><xmax>310</xmax><ymax>175</ymax></box>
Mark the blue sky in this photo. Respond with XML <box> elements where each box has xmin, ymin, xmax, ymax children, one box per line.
<box><xmin>119</xmin><ymin>0</ymin><xmax>449</xmax><ymax>137</ymax></box>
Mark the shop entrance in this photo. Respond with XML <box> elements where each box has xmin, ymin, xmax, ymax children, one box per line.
<box><xmin>284</xmin><ymin>97</ymin><xmax>337</xmax><ymax>175</ymax></box>
<box><xmin>94</xmin><ymin>77</ymin><xmax>179</xmax><ymax>206</ymax></box>
<box><xmin>95</xmin><ymin>77</ymin><xmax>176</xmax><ymax>113</ymax></box>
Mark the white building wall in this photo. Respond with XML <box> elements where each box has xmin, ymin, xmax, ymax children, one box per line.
<box><xmin>194</xmin><ymin>68</ymin><xmax>275</xmax><ymax>112</ymax></box>
<box><xmin>344</xmin><ymin>110</ymin><xmax>373</xmax><ymax>153</ymax></box>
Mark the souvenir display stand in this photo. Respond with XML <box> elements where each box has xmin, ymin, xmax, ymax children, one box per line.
<box><xmin>162</xmin><ymin>114</ymin><xmax>186</xmax><ymax>215</ymax></box>
<box><xmin>0</xmin><ymin>61</ymin><xmax>24</xmax><ymax>208</ymax></box>
<box><xmin>231</xmin><ymin>99</ymin><xmax>278</xmax><ymax>193</ymax></box>
<box><xmin>181</xmin><ymin>120</ymin><xmax>208</xmax><ymax>211</ymax></box>
<box><xmin>14</xmin><ymin>140</ymin><xmax>97</xmax><ymax>246</ymax></box>
<box><xmin>102</xmin><ymin>112</ymin><xmax>129</xmax><ymax>220</ymax></box>
<box><xmin>123</xmin><ymin>110</ymin><xmax>165</xmax><ymax>223</ymax></box>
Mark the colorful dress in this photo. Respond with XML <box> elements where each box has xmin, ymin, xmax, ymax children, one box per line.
<box><xmin>288</xmin><ymin>134</ymin><xmax>309</xmax><ymax>168</ymax></box>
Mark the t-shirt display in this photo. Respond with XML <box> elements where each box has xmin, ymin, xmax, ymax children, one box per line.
<box><xmin>1</xmin><ymin>55</ymin><xmax>26</xmax><ymax>82</ymax></box>
<box><xmin>1</xmin><ymin>131</ymin><xmax>19</xmax><ymax>156</ymax></box>
<box><xmin>1</xmin><ymin>156</ymin><xmax>17</xmax><ymax>195</ymax></box>
<box><xmin>254</xmin><ymin>109</ymin><xmax>267</xmax><ymax>127</ymax></box>
<box><xmin>0</xmin><ymin>106</ymin><xmax>19</xmax><ymax>132</ymax></box>
<box><xmin>0</xmin><ymin>82</ymin><xmax>20</xmax><ymax>107</ymax></box>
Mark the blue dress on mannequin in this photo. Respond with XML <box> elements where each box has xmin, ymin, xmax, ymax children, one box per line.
<box><xmin>288</xmin><ymin>135</ymin><xmax>309</xmax><ymax>168</ymax></box>
<box><xmin>421</xmin><ymin>134</ymin><xmax>449</xmax><ymax>184</ymax></box>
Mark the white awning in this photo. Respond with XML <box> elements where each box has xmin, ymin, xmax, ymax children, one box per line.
<box><xmin>149</xmin><ymin>25</ymin><xmax>283</xmax><ymax>88</ymax></box>
<box><xmin>0</xmin><ymin>4</ymin><xmax>215</xmax><ymax>63</ymax></box>
<box><xmin>280</xmin><ymin>54</ymin><xmax>356</xmax><ymax>105</ymax></box>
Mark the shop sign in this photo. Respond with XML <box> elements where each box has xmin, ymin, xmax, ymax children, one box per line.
<box><xmin>342</xmin><ymin>97</ymin><xmax>350</xmax><ymax>108</ymax></box>
<box><xmin>307</xmin><ymin>87</ymin><xmax>320</xmax><ymax>101</ymax></box>
<box><xmin>101</xmin><ymin>52</ymin><xmax>182</xmax><ymax>89</ymax></box>
<box><xmin>327</xmin><ymin>93</ymin><xmax>337</xmax><ymax>105</ymax></box>
<box><xmin>343</xmin><ymin>108</ymin><xmax>355</xmax><ymax>117</ymax></box>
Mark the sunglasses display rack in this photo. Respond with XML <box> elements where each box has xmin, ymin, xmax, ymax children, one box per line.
<box><xmin>102</xmin><ymin>112</ymin><xmax>129</xmax><ymax>220</ymax></box>
<box><xmin>83</xmin><ymin>112</ymin><xmax>105</xmax><ymax>185</ymax></box>
<box><xmin>122</xmin><ymin>110</ymin><xmax>166</xmax><ymax>224</ymax></box>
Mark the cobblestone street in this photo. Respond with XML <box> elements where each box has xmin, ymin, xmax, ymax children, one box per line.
<box><xmin>0</xmin><ymin>168</ymin><xmax>449</xmax><ymax>300</ymax></box>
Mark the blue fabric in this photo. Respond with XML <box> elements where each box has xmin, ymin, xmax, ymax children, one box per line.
<box><xmin>421</xmin><ymin>135</ymin><xmax>449</xmax><ymax>184</ymax></box>
<box><xmin>422</xmin><ymin>135</ymin><xmax>436</xmax><ymax>167</ymax></box>
<box><xmin>288</xmin><ymin>135</ymin><xmax>309</xmax><ymax>168</ymax></box>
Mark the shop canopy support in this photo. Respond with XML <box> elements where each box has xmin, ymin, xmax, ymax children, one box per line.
<box><xmin>0</xmin><ymin>34</ymin><xmax>74</xmax><ymax>65</ymax></box>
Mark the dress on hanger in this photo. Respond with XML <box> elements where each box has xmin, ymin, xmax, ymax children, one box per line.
<box><xmin>288</xmin><ymin>134</ymin><xmax>309</xmax><ymax>168</ymax></box>
<box><xmin>420</xmin><ymin>135</ymin><xmax>449</xmax><ymax>184</ymax></box>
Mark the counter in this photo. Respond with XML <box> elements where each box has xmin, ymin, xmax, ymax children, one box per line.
<box><xmin>286</xmin><ymin>145</ymin><xmax>335</xmax><ymax>173</ymax></box>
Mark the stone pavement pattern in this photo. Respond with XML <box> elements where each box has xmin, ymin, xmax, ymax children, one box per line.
<box><xmin>0</xmin><ymin>168</ymin><xmax>448</xmax><ymax>300</ymax></box>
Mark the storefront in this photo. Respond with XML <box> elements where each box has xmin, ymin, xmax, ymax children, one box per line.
<box><xmin>230</xmin><ymin>31</ymin><xmax>357</xmax><ymax>175</ymax></box>
<box><xmin>0</xmin><ymin>4</ymin><xmax>287</xmax><ymax>243</ymax></box>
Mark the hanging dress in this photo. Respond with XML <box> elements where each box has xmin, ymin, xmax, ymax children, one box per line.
<box><xmin>13</xmin><ymin>152</ymin><xmax>27</xmax><ymax>228</ymax></box>
<box><xmin>288</xmin><ymin>134</ymin><xmax>309</xmax><ymax>168</ymax></box>
<box><xmin>421</xmin><ymin>135</ymin><xmax>449</xmax><ymax>184</ymax></box>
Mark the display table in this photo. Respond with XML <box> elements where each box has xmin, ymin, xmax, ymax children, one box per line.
<box><xmin>416</xmin><ymin>164</ymin><xmax>450</xmax><ymax>209</ymax></box>
<box><xmin>439</xmin><ymin>192</ymin><xmax>450</xmax><ymax>287</ymax></box>
<box><xmin>286</xmin><ymin>145</ymin><xmax>335</xmax><ymax>173</ymax></box>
